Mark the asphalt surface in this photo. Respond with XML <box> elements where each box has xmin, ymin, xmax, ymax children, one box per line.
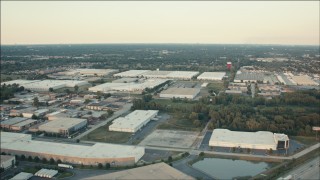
<box><xmin>281</xmin><ymin>156</ymin><xmax>320</xmax><ymax>180</ymax></box>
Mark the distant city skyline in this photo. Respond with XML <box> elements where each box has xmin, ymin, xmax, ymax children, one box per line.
<box><xmin>1</xmin><ymin>1</ymin><xmax>319</xmax><ymax>45</ymax></box>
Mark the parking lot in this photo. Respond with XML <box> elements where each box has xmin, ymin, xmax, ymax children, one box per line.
<box><xmin>139</xmin><ymin>129</ymin><xmax>199</xmax><ymax>149</ymax></box>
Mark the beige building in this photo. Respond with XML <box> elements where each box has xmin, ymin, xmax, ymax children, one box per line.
<box><xmin>84</xmin><ymin>162</ymin><xmax>195</xmax><ymax>180</ymax></box>
<box><xmin>1</xmin><ymin>155</ymin><xmax>16</xmax><ymax>171</ymax></box>
<box><xmin>1</xmin><ymin>132</ymin><xmax>144</xmax><ymax>166</ymax></box>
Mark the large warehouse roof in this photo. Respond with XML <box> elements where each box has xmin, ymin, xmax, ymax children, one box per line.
<box><xmin>109</xmin><ymin>110</ymin><xmax>158</xmax><ymax>133</ymax></box>
<box><xmin>197</xmin><ymin>72</ymin><xmax>226</xmax><ymax>80</ymax></box>
<box><xmin>1</xmin><ymin>132</ymin><xmax>144</xmax><ymax>161</ymax></box>
<box><xmin>209</xmin><ymin>129</ymin><xmax>288</xmax><ymax>150</ymax></box>
<box><xmin>39</xmin><ymin>118</ymin><xmax>87</xmax><ymax>131</ymax></box>
<box><xmin>234</xmin><ymin>71</ymin><xmax>265</xmax><ymax>82</ymax></box>
<box><xmin>114</xmin><ymin>70</ymin><xmax>151</xmax><ymax>77</ymax></box>
<box><xmin>160</xmin><ymin>87</ymin><xmax>200</xmax><ymax>99</ymax></box>
<box><xmin>84</xmin><ymin>162</ymin><xmax>194</xmax><ymax>180</ymax></box>
<box><xmin>1</xmin><ymin>80</ymin><xmax>41</xmax><ymax>86</ymax></box>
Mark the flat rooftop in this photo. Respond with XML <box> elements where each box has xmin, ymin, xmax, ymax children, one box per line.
<box><xmin>84</xmin><ymin>162</ymin><xmax>194</xmax><ymax>180</ymax></box>
<box><xmin>234</xmin><ymin>71</ymin><xmax>265</xmax><ymax>81</ymax></box>
<box><xmin>110</xmin><ymin>110</ymin><xmax>158</xmax><ymax>131</ymax></box>
<box><xmin>210</xmin><ymin>129</ymin><xmax>277</xmax><ymax>147</ymax></box>
<box><xmin>160</xmin><ymin>87</ymin><xmax>200</xmax><ymax>95</ymax></box>
<box><xmin>1</xmin><ymin>132</ymin><xmax>144</xmax><ymax>160</ymax></box>
<box><xmin>197</xmin><ymin>72</ymin><xmax>226</xmax><ymax>80</ymax></box>
<box><xmin>11</xmin><ymin>119</ymin><xmax>37</xmax><ymax>127</ymax></box>
<box><xmin>114</xmin><ymin>70</ymin><xmax>151</xmax><ymax>77</ymax></box>
<box><xmin>39</xmin><ymin>118</ymin><xmax>86</xmax><ymax>130</ymax></box>
<box><xmin>1</xmin><ymin>117</ymin><xmax>28</xmax><ymax>126</ymax></box>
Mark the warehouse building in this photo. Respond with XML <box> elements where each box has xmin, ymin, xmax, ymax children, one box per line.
<box><xmin>1</xmin><ymin>80</ymin><xmax>41</xmax><ymax>86</ymax></box>
<box><xmin>109</xmin><ymin>110</ymin><xmax>158</xmax><ymax>133</ymax></box>
<box><xmin>114</xmin><ymin>70</ymin><xmax>151</xmax><ymax>77</ymax></box>
<box><xmin>0</xmin><ymin>117</ymin><xmax>29</xmax><ymax>130</ymax></box>
<box><xmin>114</xmin><ymin>70</ymin><xmax>199</xmax><ymax>80</ymax></box>
<box><xmin>234</xmin><ymin>71</ymin><xmax>265</xmax><ymax>83</ymax></box>
<box><xmin>209</xmin><ymin>129</ymin><xmax>289</xmax><ymax>150</ymax></box>
<box><xmin>197</xmin><ymin>72</ymin><xmax>226</xmax><ymax>81</ymax></box>
<box><xmin>10</xmin><ymin>172</ymin><xmax>33</xmax><ymax>180</ymax></box>
<box><xmin>89</xmin><ymin>79</ymin><xmax>168</xmax><ymax>93</ymax></box>
<box><xmin>60</xmin><ymin>69</ymin><xmax>118</xmax><ymax>77</ymax></box>
<box><xmin>1</xmin><ymin>132</ymin><xmax>144</xmax><ymax>166</ymax></box>
<box><xmin>160</xmin><ymin>87</ymin><xmax>200</xmax><ymax>99</ymax></box>
<box><xmin>38</xmin><ymin>118</ymin><xmax>87</xmax><ymax>137</ymax></box>
<box><xmin>10</xmin><ymin>119</ymin><xmax>37</xmax><ymax>131</ymax></box>
<box><xmin>1</xmin><ymin>155</ymin><xmax>16</xmax><ymax>171</ymax></box>
<box><xmin>85</xmin><ymin>162</ymin><xmax>194</xmax><ymax>180</ymax></box>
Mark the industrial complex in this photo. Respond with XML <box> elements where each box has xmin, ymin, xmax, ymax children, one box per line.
<box><xmin>114</xmin><ymin>69</ymin><xmax>199</xmax><ymax>80</ymax></box>
<box><xmin>209</xmin><ymin>129</ymin><xmax>289</xmax><ymax>150</ymax></box>
<box><xmin>160</xmin><ymin>87</ymin><xmax>200</xmax><ymax>99</ymax></box>
<box><xmin>197</xmin><ymin>72</ymin><xmax>226</xmax><ymax>81</ymax></box>
<box><xmin>38</xmin><ymin>118</ymin><xmax>87</xmax><ymax>137</ymax></box>
<box><xmin>109</xmin><ymin>110</ymin><xmax>158</xmax><ymax>133</ymax></box>
<box><xmin>58</xmin><ymin>69</ymin><xmax>118</xmax><ymax>77</ymax></box>
<box><xmin>1</xmin><ymin>132</ymin><xmax>145</xmax><ymax>166</ymax></box>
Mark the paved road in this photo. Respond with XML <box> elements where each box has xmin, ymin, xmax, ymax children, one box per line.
<box><xmin>280</xmin><ymin>156</ymin><xmax>320</xmax><ymax>180</ymax></box>
<box><xmin>75</xmin><ymin>103</ymin><xmax>132</xmax><ymax>139</ymax></box>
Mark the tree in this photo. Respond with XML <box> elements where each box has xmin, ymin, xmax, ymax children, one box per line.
<box><xmin>49</xmin><ymin>88</ymin><xmax>54</xmax><ymax>92</ymax></box>
<box><xmin>107</xmin><ymin>109</ymin><xmax>114</xmax><ymax>116</ymax></box>
<box><xmin>64</xmin><ymin>89</ymin><xmax>71</xmax><ymax>94</ymax></box>
<box><xmin>20</xmin><ymin>155</ymin><xmax>26</xmax><ymax>160</ymax></box>
<box><xmin>98</xmin><ymin>163</ymin><xmax>103</xmax><ymax>169</ymax></box>
<box><xmin>84</xmin><ymin>99</ymin><xmax>91</xmax><ymax>104</ymax></box>
<box><xmin>74</xmin><ymin>85</ymin><xmax>79</xmax><ymax>93</ymax></box>
<box><xmin>49</xmin><ymin>158</ymin><xmax>55</xmax><ymax>164</ymax></box>
<box><xmin>28</xmin><ymin>156</ymin><xmax>33</xmax><ymax>161</ymax></box>
<box><xmin>42</xmin><ymin>157</ymin><xmax>47</xmax><ymax>163</ymax></box>
<box><xmin>105</xmin><ymin>163</ymin><xmax>111</xmax><ymax>169</ymax></box>
<box><xmin>76</xmin><ymin>139</ymin><xmax>80</xmax><ymax>143</ymax></box>
<box><xmin>34</xmin><ymin>156</ymin><xmax>40</xmax><ymax>162</ymax></box>
<box><xmin>168</xmin><ymin>156</ymin><xmax>173</xmax><ymax>162</ymax></box>
<box><xmin>57</xmin><ymin>159</ymin><xmax>62</xmax><ymax>164</ymax></box>
<box><xmin>268</xmin><ymin>148</ymin><xmax>273</xmax><ymax>155</ymax></box>
<box><xmin>33</xmin><ymin>97</ymin><xmax>39</xmax><ymax>108</ymax></box>
<box><xmin>199</xmin><ymin>152</ymin><xmax>205</xmax><ymax>156</ymax></box>
<box><xmin>31</xmin><ymin>114</ymin><xmax>38</xmax><ymax>120</ymax></box>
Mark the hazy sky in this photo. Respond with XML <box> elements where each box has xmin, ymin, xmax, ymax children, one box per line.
<box><xmin>1</xmin><ymin>1</ymin><xmax>319</xmax><ymax>45</ymax></box>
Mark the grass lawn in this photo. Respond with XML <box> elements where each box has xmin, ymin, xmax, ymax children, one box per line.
<box><xmin>58</xmin><ymin>172</ymin><xmax>74</xmax><ymax>179</ymax></box>
<box><xmin>23</xmin><ymin>167</ymin><xmax>41</xmax><ymax>174</ymax></box>
<box><xmin>157</xmin><ymin>113</ymin><xmax>201</xmax><ymax>132</ymax></box>
<box><xmin>81</xmin><ymin>122</ymin><xmax>132</xmax><ymax>143</ymax></box>
<box><xmin>290</xmin><ymin>136</ymin><xmax>318</xmax><ymax>145</ymax></box>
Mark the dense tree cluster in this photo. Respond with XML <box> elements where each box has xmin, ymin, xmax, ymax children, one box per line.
<box><xmin>0</xmin><ymin>83</ymin><xmax>24</xmax><ymax>102</ymax></box>
<box><xmin>132</xmin><ymin>90</ymin><xmax>320</xmax><ymax>136</ymax></box>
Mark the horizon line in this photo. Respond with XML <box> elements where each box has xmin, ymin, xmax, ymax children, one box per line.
<box><xmin>1</xmin><ymin>42</ymin><xmax>319</xmax><ymax>46</ymax></box>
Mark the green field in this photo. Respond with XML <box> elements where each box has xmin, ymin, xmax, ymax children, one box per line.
<box><xmin>157</xmin><ymin>113</ymin><xmax>202</xmax><ymax>132</ymax></box>
<box><xmin>207</xmin><ymin>82</ymin><xmax>225</xmax><ymax>94</ymax></box>
<box><xmin>58</xmin><ymin>172</ymin><xmax>74</xmax><ymax>179</ymax></box>
<box><xmin>81</xmin><ymin>122</ymin><xmax>132</xmax><ymax>143</ymax></box>
<box><xmin>0</xmin><ymin>74</ymin><xmax>24</xmax><ymax>82</ymax></box>
<box><xmin>290</xmin><ymin>136</ymin><xmax>318</xmax><ymax>145</ymax></box>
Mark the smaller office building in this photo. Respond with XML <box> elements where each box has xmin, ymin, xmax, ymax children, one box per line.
<box><xmin>38</xmin><ymin>118</ymin><xmax>87</xmax><ymax>137</ymax></box>
<box><xmin>1</xmin><ymin>155</ymin><xmax>16</xmax><ymax>171</ymax></box>
<box><xmin>160</xmin><ymin>87</ymin><xmax>200</xmax><ymax>99</ymax></box>
<box><xmin>109</xmin><ymin>110</ymin><xmax>158</xmax><ymax>133</ymax></box>
<box><xmin>197</xmin><ymin>72</ymin><xmax>226</xmax><ymax>81</ymax></box>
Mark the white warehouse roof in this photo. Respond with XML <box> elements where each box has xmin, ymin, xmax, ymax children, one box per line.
<box><xmin>109</xmin><ymin>110</ymin><xmax>158</xmax><ymax>133</ymax></box>
<box><xmin>114</xmin><ymin>70</ymin><xmax>199</xmax><ymax>80</ymax></box>
<box><xmin>114</xmin><ymin>70</ymin><xmax>151</xmax><ymax>77</ymax></box>
<box><xmin>38</xmin><ymin>118</ymin><xmax>87</xmax><ymax>133</ymax></box>
<box><xmin>197</xmin><ymin>72</ymin><xmax>226</xmax><ymax>80</ymax></box>
<box><xmin>1</xmin><ymin>132</ymin><xmax>144</xmax><ymax>162</ymax></box>
<box><xmin>209</xmin><ymin>129</ymin><xmax>289</xmax><ymax>150</ymax></box>
<box><xmin>10</xmin><ymin>172</ymin><xmax>33</xmax><ymax>180</ymax></box>
<box><xmin>160</xmin><ymin>88</ymin><xmax>200</xmax><ymax>99</ymax></box>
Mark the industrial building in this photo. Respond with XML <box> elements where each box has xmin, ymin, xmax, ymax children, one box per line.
<box><xmin>1</xmin><ymin>132</ymin><xmax>145</xmax><ymax>166</ymax></box>
<box><xmin>114</xmin><ymin>70</ymin><xmax>199</xmax><ymax>80</ymax></box>
<box><xmin>234</xmin><ymin>71</ymin><xmax>265</xmax><ymax>83</ymax></box>
<box><xmin>160</xmin><ymin>87</ymin><xmax>200</xmax><ymax>99</ymax></box>
<box><xmin>10</xmin><ymin>119</ymin><xmax>37</xmax><ymax>131</ymax></box>
<box><xmin>0</xmin><ymin>117</ymin><xmax>29</xmax><ymax>130</ymax></box>
<box><xmin>0</xmin><ymin>155</ymin><xmax>15</xmax><ymax>171</ymax></box>
<box><xmin>89</xmin><ymin>79</ymin><xmax>168</xmax><ymax>93</ymax></box>
<box><xmin>1</xmin><ymin>80</ymin><xmax>89</xmax><ymax>92</ymax></box>
<box><xmin>38</xmin><ymin>118</ymin><xmax>87</xmax><ymax>137</ymax></box>
<box><xmin>209</xmin><ymin>129</ymin><xmax>289</xmax><ymax>150</ymax></box>
<box><xmin>10</xmin><ymin>172</ymin><xmax>33</xmax><ymax>180</ymax></box>
<box><xmin>197</xmin><ymin>72</ymin><xmax>226</xmax><ymax>81</ymax></box>
<box><xmin>85</xmin><ymin>162</ymin><xmax>194</xmax><ymax>180</ymax></box>
<box><xmin>35</xmin><ymin>169</ymin><xmax>58</xmax><ymax>178</ymax></box>
<box><xmin>114</xmin><ymin>70</ymin><xmax>151</xmax><ymax>77</ymax></box>
<box><xmin>109</xmin><ymin>110</ymin><xmax>158</xmax><ymax>133</ymax></box>
<box><xmin>59</xmin><ymin>69</ymin><xmax>118</xmax><ymax>77</ymax></box>
<box><xmin>1</xmin><ymin>80</ymin><xmax>41</xmax><ymax>86</ymax></box>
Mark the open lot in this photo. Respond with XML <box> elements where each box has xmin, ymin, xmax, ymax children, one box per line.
<box><xmin>81</xmin><ymin>121</ymin><xmax>132</xmax><ymax>144</ymax></box>
<box><xmin>139</xmin><ymin>129</ymin><xmax>199</xmax><ymax>149</ymax></box>
<box><xmin>157</xmin><ymin>113</ymin><xmax>202</xmax><ymax>131</ymax></box>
